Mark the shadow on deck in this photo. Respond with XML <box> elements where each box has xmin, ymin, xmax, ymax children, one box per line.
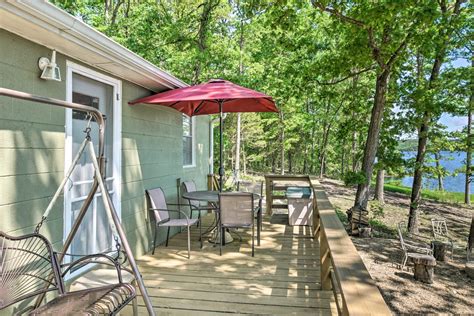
<box><xmin>124</xmin><ymin>213</ymin><xmax>337</xmax><ymax>315</ymax></box>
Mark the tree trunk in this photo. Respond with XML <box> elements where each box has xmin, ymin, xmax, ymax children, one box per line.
<box><xmin>280</xmin><ymin>111</ymin><xmax>285</xmax><ymax>175</ymax></box>
<box><xmin>353</xmin><ymin>69</ymin><xmax>390</xmax><ymax>210</ymax></box>
<box><xmin>341</xmin><ymin>143</ymin><xmax>345</xmax><ymax>178</ymax></box>
<box><xmin>235</xmin><ymin>113</ymin><xmax>241</xmax><ymax>182</ymax></box>
<box><xmin>434</xmin><ymin>152</ymin><xmax>444</xmax><ymax>191</ymax></box>
<box><xmin>234</xmin><ymin>18</ymin><xmax>244</xmax><ymax>182</ymax></box>
<box><xmin>374</xmin><ymin>169</ymin><xmax>385</xmax><ymax>204</ymax></box>
<box><xmin>351</xmin><ymin>130</ymin><xmax>358</xmax><ymax>172</ymax></box>
<box><xmin>466</xmin><ymin>59</ymin><xmax>473</xmax><ymax>205</ymax></box>
<box><xmin>288</xmin><ymin>152</ymin><xmax>293</xmax><ymax>173</ymax></box>
<box><xmin>351</xmin><ymin>76</ymin><xmax>359</xmax><ymax>172</ymax></box>
<box><xmin>408</xmin><ymin>112</ymin><xmax>430</xmax><ymax>233</ymax></box>
<box><xmin>303</xmin><ymin>145</ymin><xmax>308</xmax><ymax>174</ymax></box>
<box><xmin>242</xmin><ymin>139</ymin><xmax>247</xmax><ymax>175</ymax></box>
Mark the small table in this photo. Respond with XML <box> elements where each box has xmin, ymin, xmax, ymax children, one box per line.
<box><xmin>182</xmin><ymin>190</ymin><xmax>219</xmax><ymax>203</ymax></box>
<box><xmin>410</xmin><ymin>253</ymin><xmax>436</xmax><ymax>283</ymax></box>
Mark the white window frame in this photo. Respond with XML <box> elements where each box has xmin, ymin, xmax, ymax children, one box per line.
<box><xmin>63</xmin><ymin>61</ymin><xmax>122</xmax><ymax>277</ymax></box>
<box><xmin>183</xmin><ymin>115</ymin><xmax>196</xmax><ymax>168</ymax></box>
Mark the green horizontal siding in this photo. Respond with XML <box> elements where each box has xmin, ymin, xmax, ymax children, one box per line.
<box><xmin>0</xmin><ymin>30</ymin><xmax>66</xmax><ymax>248</ymax></box>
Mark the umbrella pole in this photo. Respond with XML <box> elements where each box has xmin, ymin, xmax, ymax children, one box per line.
<box><xmin>219</xmin><ymin>101</ymin><xmax>224</xmax><ymax>192</ymax></box>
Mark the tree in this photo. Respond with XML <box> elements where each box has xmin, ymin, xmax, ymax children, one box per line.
<box><xmin>407</xmin><ymin>0</ymin><xmax>466</xmax><ymax>233</ymax></box>
<box><xmin>313</xmin><ymin>1</ymin><xmax>436</xmax><ymax>212</ymax></box>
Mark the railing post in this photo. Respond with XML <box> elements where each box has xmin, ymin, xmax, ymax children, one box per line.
<box><xmin>320</xmin><ymin>229</ymin><xmax>332</xmax><ymax>290</ymax></box>
<box><xmin>265</xmin><ymin>176</ymin><xmax>273</xmax><ymax>215</ymax></box>
<box><xmin>207</xmin><ymin>174</ymin><xmax>213</xmax><ymax>190</ymax></box>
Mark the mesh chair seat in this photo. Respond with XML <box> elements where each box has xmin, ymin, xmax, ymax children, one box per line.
<box><xmin>161</xmin><ymin>218</ymin><xmax>199</xmax><ymax>227</ymax></box>
<box><xmin>219</xmin><ymin>192</ymin><xmax>255</xmax><ymax>256</ymax></box>
<box><xmin>30</xmin><ymin>283</ymin><xmax>135</xmax><ymax>315</ymax></box>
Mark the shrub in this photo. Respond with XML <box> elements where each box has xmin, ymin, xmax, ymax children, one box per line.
<box><xmin>343</xmin><ymin>171</ymin><xmax>367</xmax><ymax>187</ymax></box>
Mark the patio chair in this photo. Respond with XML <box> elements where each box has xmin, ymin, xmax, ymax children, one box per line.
<box><xmin>0</xmin><ymin>231</ymin><xmax>135</xmax><ymax>315</ymax></box>
<box><xmin>237</xmin><ymin>180</ymin><xmax>263</xmax><ymax>245</ymax></box>
<box><xmin>431</xmin><ymin>218</ymin><xmax>464</xmax><ymax>260</ymax></box>
<box><xmin>397</xmin><ymin>221</ymin><xmax>433</xmax><ymax>269</ymax></box>
<box><xmin>181</xmin><ymin>180</ymin><xmax>217</xmax><ymax>225</ymax></box>
<box><xmin>146</xmin><ymin>187</ymin><xmax>202</xmax><ymax>259</ymax></box>
<box><xmin>219</xmin><ymin>192</ymin><xmax>255</xmax><ymax>257</ymax></box>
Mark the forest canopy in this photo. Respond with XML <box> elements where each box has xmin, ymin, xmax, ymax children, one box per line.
<box><xmin>52</xmin><ymin>0</ymin><xmax>472</xmax><ymax>233</ymax></box>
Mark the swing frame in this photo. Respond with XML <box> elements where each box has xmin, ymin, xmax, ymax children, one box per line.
<box><xmin>0</xmin><ymin>87</ymin><xmax>155</xmax><ymax>315</ymax></box>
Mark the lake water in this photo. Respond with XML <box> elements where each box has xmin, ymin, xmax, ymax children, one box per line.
<box><xmin>400</xmin><ymin>151</ymin><xmax>470</xmax><ymax>193</ymax></box>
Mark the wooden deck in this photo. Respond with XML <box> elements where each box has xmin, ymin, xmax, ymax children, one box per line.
<box><xmin>124</xmin><ymin>213</ymin><xmax>336</xmax><ymax>315</ymax></box>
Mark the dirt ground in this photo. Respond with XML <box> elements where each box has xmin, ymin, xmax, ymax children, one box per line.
<box><xmin>320</xmin><ymin>178</ymin><xmax>473</xmax><ymax>315</ymax></box>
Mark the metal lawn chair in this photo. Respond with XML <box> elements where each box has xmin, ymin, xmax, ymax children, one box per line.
<box><xmin>146</xmin><ymin>187</ymin><xmax>202</xmax><ymax>259</ymax></box>
<box><xmin>397</xmin><ymin>221</ymin><xmax>433</xmax><ymax>269</ymax></box>
<box><xmin>219</xmin><ymin>192</ymin><xmax>255</xmax><ymax>257</ymax></box>
<box><xmin>237</xmin><ymin>180</ymin><xmax>263</xmax><ymax>246</ymax></box>
<box><xmin>181</xmin><ymin>180</ymin><xmax>217</xmax><ymax>225</ymax></box>
<box><xmin>431</xmin><ymin>218</ymin><xmax>465</xmax><ymax>260</ymax></box>
<box><xmin>0</xmin><ymin>232</ymin><xmax>135</xmax><ymax>315</ymax></box>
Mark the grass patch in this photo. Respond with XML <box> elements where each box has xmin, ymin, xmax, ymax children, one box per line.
<box><xmin>369</xmin><ymin>219</ymin><xmax>397</xmax><ymax>238</ymax></box>
<box><xmin>384</xmin><ymin>183</ymin><xmax>472</xmax><ymax>204</ymax></box>
<box><xmin>334</xmin><ymin>206</ymin><xmax>349</xmax><ymax>227</ymax></box>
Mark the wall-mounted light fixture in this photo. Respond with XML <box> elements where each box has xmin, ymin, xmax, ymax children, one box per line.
<box><xmin>38</xmin><ymin>50</ymin><xmax>61</xmax><ymax>81</ymax></box>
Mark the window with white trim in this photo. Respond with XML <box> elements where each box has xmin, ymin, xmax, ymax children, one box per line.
<box><xmin>183</xmin><ymin>115</ymin><xmax>194</xmax><ymax>166</ymax></box>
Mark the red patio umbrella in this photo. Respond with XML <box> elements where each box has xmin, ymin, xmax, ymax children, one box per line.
<box><xmin>129</xmin><ymin>79</ymin><xmax>278</xmax><ymax>190</ymax></box>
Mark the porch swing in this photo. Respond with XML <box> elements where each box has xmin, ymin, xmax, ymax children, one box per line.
<box><xmin>0</xmin><ymin>88</ymin><xmax>155</xmax><ymax>315</ymax></box>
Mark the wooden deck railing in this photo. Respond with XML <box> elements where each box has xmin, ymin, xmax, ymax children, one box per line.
<box><xmin>310</xmin><ymin>178</ymin><xmax>391</xmax><ymax>316</ymax></box>
<box><xmin>264</xmin><ymin>174</ymin><xmax>312</xmax><ymax>216</ymax></box>
<box><xmin>264</xmin><ymin>174</ymin><xmax>391</xmax><ymax>315</ymax></box>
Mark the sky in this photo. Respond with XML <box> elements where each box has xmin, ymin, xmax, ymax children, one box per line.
<box><xmin>437</xmin><ymin>57</ymin><xmax>470</xmax><ymax>132</ymax></box>
<box><xmin>439</xmin><ymin>114</ymin><xmax>467</xmax><ymax>132</ymax></box>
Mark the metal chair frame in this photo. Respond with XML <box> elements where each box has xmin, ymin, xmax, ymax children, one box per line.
<box><xmin>181</xmin><ymin>180</ymin><xmax>217</xmax><ymax>225</ymax></box>
<box><xmin>237</xmin><ymin>181</ymin><xmax>263</xmax><ymax>246</ymax></box>
<box><xmin>146</xmin><ymin>188</ymin><xmax>202</xmax><ymax>259</ymax></box>
<box><xmin>397</xmin><ymin>221</ymin><xmax>433</xmax><ymax>269</ymax></box>
<box><xmin>237</xmin><ymin>181</ymin><xmax>263</xmax><ymax>242</ymax></box>
<box><xmin>431</xmin><ymin>218</ymin><xmax>457</xmax><ymax>259</ymax></box>
<box><xmin>218</xmin><ymin>192</ymin><xmax>255</xmax><ymax>257</ymax></box>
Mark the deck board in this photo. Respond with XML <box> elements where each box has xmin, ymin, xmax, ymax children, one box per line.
<box><xmin>124</xmin><ymin>214</ymin><xmax>337</xmax><ymax>315</ymax></box>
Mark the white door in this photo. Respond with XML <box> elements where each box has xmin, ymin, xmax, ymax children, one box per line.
<box><xmin>64</xmin><ymin>62</ymin><xmax>121</xmax><ymax>274</ymax></box>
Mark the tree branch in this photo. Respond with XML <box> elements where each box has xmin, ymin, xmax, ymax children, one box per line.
<box><xmin>311</xmin><ymin>1</ymin><xmax>366</xmax><ymax>28</ymax></box>
<box><xmin>315</xmin><ymin>65</ymin><xmax>377</xmax><ymax>85</ymax></box>
<box><xmin>368</xmin><ymin>28</ymin><xmax>385</xmax><ymax>69</ymax></box>
<box><xmin>386</xmin><ymin>30</ymin><xmax>413</xmax><ymax>68</ymax></box>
